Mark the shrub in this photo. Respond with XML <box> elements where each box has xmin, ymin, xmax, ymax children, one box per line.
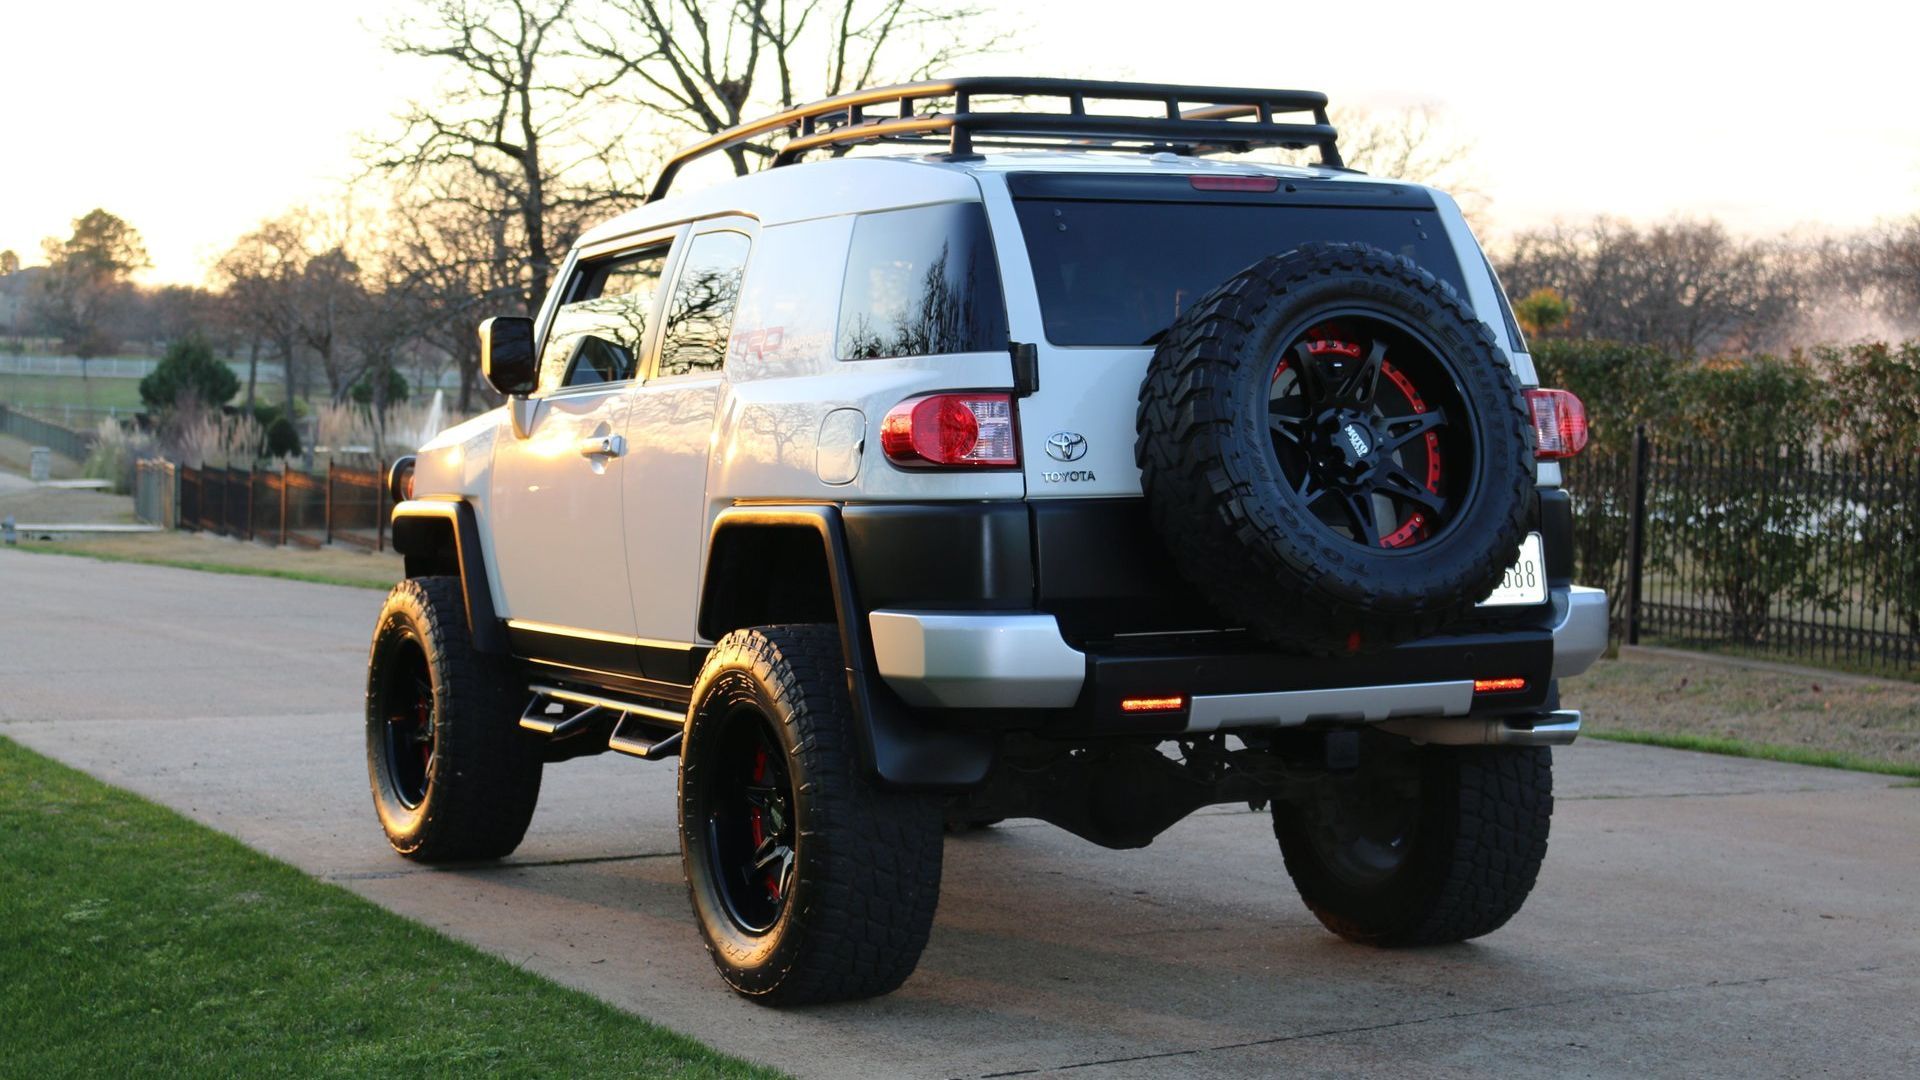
<box><xmin>1668</xmin><ymin>352</ymin><xmax>1826</xmax><ymax>451</ymax></box>
<box><xmin>139</xmin><ymin>337</ymin><xmax>238</xmax><ymax>411</ymax></box>
<box><xmin>251</xmin><ymin>404</ymin><xmax>302</xmax><ymax>458</ymax></box>
<box><xmin>1659</xmin><ymin>354</ymin><xmax>1836</xmax><ymax>643</ymax></box>
<box><xmin>1817</xmin><ymin>341</ymin><xmax>1920</xmax><ymax>453</ymax></box>
<box><xmin>1814</xmin><ymin>343</ymin><xmax>1920</xmax><ymax>632</ymax></box>
<box><xmin>1532</xmin><ymin>340</ymin><xmax>1682</xmax><ymax>634</ymax></box>
<box><xmin>1531</xmin><ymin>339</ymin><xmax>1680</xmax><ymax>455</ymax></box>
<box><xmin>349</xmin><ymin>368</ymin><xmax>409</xmax><ymax>407</ymax></box>
<box><xmin>81</xmin><ymin>417</ymin><xmax>153</xmax><ymax>494</ymax></box>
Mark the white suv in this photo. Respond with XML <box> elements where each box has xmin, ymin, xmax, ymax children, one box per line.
<box><xmin>362</xmin><ymin>78</ymin><xmax>1608</xmax><ymax>1005</ymax></box>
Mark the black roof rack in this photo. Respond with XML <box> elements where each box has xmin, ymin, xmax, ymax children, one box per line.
<box><xmin>647</xmin><ymin>76</ymin><xmax>1342</xmax><ymax>202</ymax></box>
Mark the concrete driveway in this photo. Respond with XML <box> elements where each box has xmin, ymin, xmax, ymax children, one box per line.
<box><xmin>3</xmin><ymin>547</ymin><xmax>1916</xmax><ymax>1078</ymax></box>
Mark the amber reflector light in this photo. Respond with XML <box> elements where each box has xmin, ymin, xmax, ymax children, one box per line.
<box><xmin>1120</xmin><ymin>696</ymin><xmax>1186</xmax><ymax>713</ymax></box>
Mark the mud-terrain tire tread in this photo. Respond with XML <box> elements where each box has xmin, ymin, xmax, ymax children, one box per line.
<box><xmin>365</xmin><ymin>575</ymin><xmax>541</xmax><ymax>862</ymax></box>
<box><xmin>1275</xmin><ymin>745</ymin><xmax>1553</xmax><ymax>946</ymax></box>
<box><xmin>680</xmin><ymin>624</ymin><xmax>944</xmax><ymax>1005</ymax></box>
<box><xmin>1136</xmin><ymin>242</ymin><xmax>1534</xmax><ymax>651</ymax></box>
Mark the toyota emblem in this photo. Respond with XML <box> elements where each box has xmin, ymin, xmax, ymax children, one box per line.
<box><xmin>1045</xmin><ymin>431</ymin><xmax>1088</xmax><ymax>462</ymax></box>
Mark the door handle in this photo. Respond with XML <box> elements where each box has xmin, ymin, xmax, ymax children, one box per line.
<box><xmin>577</xmin><ymin>434</ymin><xmax>626</xmax><ymax>459</ymax></box>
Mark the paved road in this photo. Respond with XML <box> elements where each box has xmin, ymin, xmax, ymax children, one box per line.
<box><xmin>4</xmin><ymin>547</ymin><xmax>1917</xmax><ymax>1078</ymax></box>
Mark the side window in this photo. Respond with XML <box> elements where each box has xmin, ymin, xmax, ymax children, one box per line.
<box><xmin>656</xmin><ymin>231</ymin><xmax>752</xmax><ymax>379</ymax></box>
<box><xmin>539</xmin><ymin>245</ymin><xmax>670</xmax><ymax>391</ymax></box>
<box><xmin>837</xmin><ymin>203</ymin><xmax>1008</xmax><ymax>360</ymax></box>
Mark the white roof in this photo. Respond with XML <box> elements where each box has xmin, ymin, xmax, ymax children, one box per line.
<box><xmin>575</xmin><ymin>150</ymin><xmax>1422</xmax><ymax>247</ymax></box>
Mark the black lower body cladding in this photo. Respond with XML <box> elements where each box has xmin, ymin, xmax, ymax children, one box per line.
<box><xmin>1135</xmin><ymin>242</ymin><xmax>1536</xmax><ymax>652</ymax></box>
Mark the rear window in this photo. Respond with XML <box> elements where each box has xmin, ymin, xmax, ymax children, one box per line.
<box><xmin>837</xmin><ymin>203</ymin><xmax>1008</xmax><ymax>360</ymax></box>
<box><xmin>1012</xmin><ymin>178</ymin><xmax>1468</xmax><ymax>347</ymax></box>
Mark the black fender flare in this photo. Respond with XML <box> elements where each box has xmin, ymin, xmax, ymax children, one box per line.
<box><xmin>700</xmin><ymin>505</ymin><xmax>995</xmax><ymax>790</ymax></box>
<box><xmin>389</xmin><ymin>499</ymin><xmax>509</xmax><ymax>655</ymax></box>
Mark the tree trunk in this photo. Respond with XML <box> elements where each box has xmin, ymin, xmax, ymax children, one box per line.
<box><xmin>245</xmin><ymin>338</ymin><xmax>259</xmax><ymax>412</ymax></box>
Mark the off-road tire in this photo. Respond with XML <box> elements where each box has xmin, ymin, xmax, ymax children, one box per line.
<box><xmin>365</xmin><ymin>576</ymin><xmax>542</xmax><ymax>861</ymax></box>
<box><xmin>1275</xmin><ymin>745</ymin><xmax>1553</xmax><ymax>946</ymax></box>
<box><xmin>679</xmin><ymin>624</ymin><xmax>944</xmax><ymax>1005</ymax></box>
<box><xmin>1136</xmin><ymin>242</ymin><xmax>1534</xmax><ymax>651</ymax></box>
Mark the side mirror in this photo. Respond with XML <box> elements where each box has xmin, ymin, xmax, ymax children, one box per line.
<box><xmin>479</xmin><ymin>316</ymin><xmax>537</xmax><ymax>398</ymax></box>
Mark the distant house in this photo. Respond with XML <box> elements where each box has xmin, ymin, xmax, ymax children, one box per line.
<box><xmin>0</xmin><ymin>267</ymin><xmax>44</xmax><ymax>335</ymax></box>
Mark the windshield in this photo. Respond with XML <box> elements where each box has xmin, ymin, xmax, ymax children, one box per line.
<box><xmin>1012</xmin><ymin>182</ymin><xmax>1469</xmax><ymax>347</ymax></box>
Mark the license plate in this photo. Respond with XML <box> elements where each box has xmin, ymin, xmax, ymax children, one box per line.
<box><xmin>1478</xmin><ymin>533</ymin><xmax>1548</xmax><ymax>607</ymax></box>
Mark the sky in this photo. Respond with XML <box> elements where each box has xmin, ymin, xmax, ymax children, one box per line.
<box><xmin>4</xmin><ymin>0</ymin><xmax>1916</xmax><ymax>284</ymax></box>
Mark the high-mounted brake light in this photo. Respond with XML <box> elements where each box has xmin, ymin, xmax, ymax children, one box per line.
<box><xmin>880</xmin><ymin>393</ymin><xmax>1019</xmax><ymax>468</ymax></box>
<box><xmin>1524</xmin><ymin>389</ymin><xmax>1588</xmax><ymax>460</ymax></box>
<box><xmin>1190</xmin><ymin>175</ymin><xmax>1281</xmax><ymax>192</ymax></box>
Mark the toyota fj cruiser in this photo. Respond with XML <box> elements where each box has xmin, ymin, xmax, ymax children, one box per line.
<box><xmin>364</xmin><ymin>78</ymin><xmax>1608</xmax><ymax>1005</ymax></box>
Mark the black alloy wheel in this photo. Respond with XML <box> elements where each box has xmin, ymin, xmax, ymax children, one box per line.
<box><xmin>364</xmin><ymin>576</ymin><xmax>543</xmax><ymax>862</ymax></box>
<box><xmin>1135</xmin><ymin>242</ymin><xmax>1536</xmax><ymax>651</ymax></box>
<box><xmin>1265</xmin><ymin>315</ymin><xmax>1472</xmax><ymax>551</ymax></box>
<box><xmin>375</xmin><ymin>631</ymin><xmax>436</xmax><ymax>810</ymax></box>
<box><xmin>679</xmin><ymin>624</ymin><xmax>944</xmax><ymax>1004</ymax></box>
<box><xmin>704</xmin><ymin>705</ymin><xmax>797</xmax><ymax>934</ymax></box>
<box><xmin>1297</xmin><ymin>768</ymin><xmax>1425</xmax><ymax>890</ymax></box>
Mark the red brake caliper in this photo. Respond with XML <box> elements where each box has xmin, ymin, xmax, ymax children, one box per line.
<box><xmin>748</xmin><ymin>745</ymin><xmax>779</xmax><ymax>900</ymax></box>
<box><xmin>416</xmin><ymin>698</ymin><xmax>432</xmax><ymax>771</ymax></box>
<box><xmin>1277</xmin><ymin>337</ymin><xmax>1445</xmax><ymax>549</ymax></box>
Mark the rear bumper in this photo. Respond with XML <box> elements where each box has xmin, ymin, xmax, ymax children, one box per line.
<box><xmin>1553</xmin><ymin>585</ymin><xmax>1609</xmax><ymax>679</ymax></box>
<box><xmin>869</xmin><ymin>583</ymin><xmax>1607</xmax><ymax>736</ymax></box>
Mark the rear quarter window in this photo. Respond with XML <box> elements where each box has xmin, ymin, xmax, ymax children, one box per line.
<box><xmin>837</xmin><ymin>203</ymin><xmax>1008</xmax><ymax>360</ymax></box>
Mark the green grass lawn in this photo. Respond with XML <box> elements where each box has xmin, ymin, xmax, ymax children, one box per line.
<box><xmin>17</xmin><ymin>536</ymin><xmax>401</xmax><ymax>591</ymax></box>
<box><xmin>0</xmin><ymin>371</ymin><xmax>148</xmax><ymax>411</ymax></box>
<box><xmin>0</xmin><ymin>737</ymin><xmax>779</xmax><ymax>1079</ymax></box>
<box><xmin>1586</xmin><ymin>729</ymin><xmax>1920</xmax><ymax>779</ymax></box>
<box><xmin>1564</xmin><ymin>648</ymin><xmax>1920</xmax><ymax>773</ymax></box>
<box><xmin>0</xmin><ymin>371</ymin><xmax>290</xmax><ymax>414</ymax></box>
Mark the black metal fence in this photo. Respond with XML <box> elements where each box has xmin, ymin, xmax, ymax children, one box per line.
<box><xmin>140</xmin><ymin>459</ymin><xmax>389</xmax><ymax>552</ymax></box>
<box><xmin>1563</xmin><ymin>428</ymin><xmax>1920</xmax><ymax>675</ymax></box>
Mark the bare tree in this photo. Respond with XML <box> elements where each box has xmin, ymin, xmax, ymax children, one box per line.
<box><xmin>343</xmin><ymin>261</ymin><xmax>423</xmax><ymax>456</ymax></box>
<box><xmin>386</xmin><ymin>167</ymin><xmax>528</xmax><ymax>410</ymax></box>
<box><xmin>214</xmin><ymin>218</ymin><xmax>310</xmax><ymax>410</ymax></box>
<box><xmin>375</xmin><ymin>0</ymin><xmax>642</xmax><ymax>310</ymax></box>
<box><xmin>373</xmin><ymin>0</ymin><xmax>1004</xmax><ymax>305</ymax></box>
<box><xmin>1333</xmin><ymin>106</ymin><xmax>1481</xmax><ymax>197</ymax></box>
<box><xmin>1499</xmin><ymin>217</ymin><xmax>1809</xmax><ymax>356</ymax></box>
<box><xmin>1823</xmin><ymin>217</ymin><xmax>1920</xmax><ymax>339</ymax></box>
<box><xmin>572</xmin><ymin>0</ymin><xmax>1001</xmax><ymax>177</ymax></box>
<box><xmin>296</xmin><ymin>247</ymin><xmax>364</xmax><ymax>401</ymax></box>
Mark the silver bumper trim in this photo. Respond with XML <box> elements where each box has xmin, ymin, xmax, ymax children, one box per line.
<box><xmin>1553</xmin><ymin>585</ymin><xmax>1609</xmax><ymax>679</ymax></box>
<box><xmin>1186</xmin><ymin>680</ymin><xmax>1475</xmax><ymax>733</ymax></box>
<box><xmin>1380</xmin><ymin>709</ymin><xmax>1582</xmax><ymax>747</ymax></box>
<box><xmin>868</xmin><ymin>611</ymin><xmax>1087</xmax><ymax>708</ymax></box>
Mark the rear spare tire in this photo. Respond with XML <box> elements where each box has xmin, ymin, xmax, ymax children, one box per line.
<box><xmin>1136</xmin><ymin>242</ymin><xmax>1533</xmax><ymax>651</ymax></box>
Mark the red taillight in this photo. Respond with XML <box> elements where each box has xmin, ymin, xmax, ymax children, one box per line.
<box><xmin>1524</xmin><ymin>388</ymin><xmax>1588</xmax><ymax>460</ymax></box>
<box><xmin>1190</xmin><ymin>175</ymin><xmax>1280</xmax><ymax>192</ymax></box>
<box><xmin>880</xmin><ymin>392</ymin><xmax>1018</xmax><ymax>468</ymax></box>
<box><xmin>1474</xmin><ymin>677</ymin><xmax>1528</xmax><ymax>694</ymax></box>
